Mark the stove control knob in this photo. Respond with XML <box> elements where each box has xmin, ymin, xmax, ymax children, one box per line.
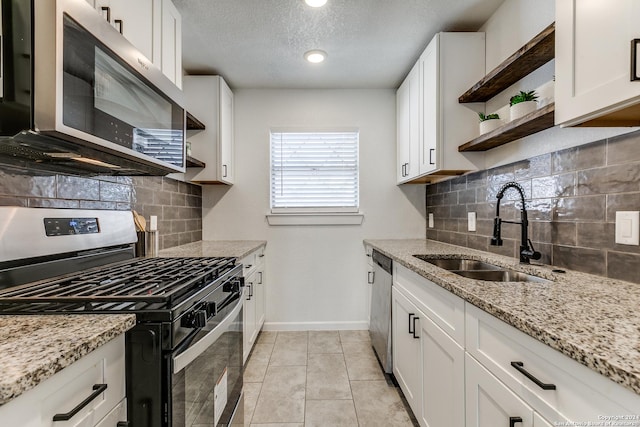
<box><xmin>182</xmin><ymin>309</ymin><xmax>207</xmax><ymax>329</ymax></box>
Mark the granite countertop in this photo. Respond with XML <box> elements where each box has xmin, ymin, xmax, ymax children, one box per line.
<box><xmin>0</xmin><ymin>314</ymin><xmax>136</xmax><ymax>405</ymax></box>
<box><xmin>158</xmin><ymin>240</ymin><xmax>267</xmax><ymax>259</ymax></box>
<box><xmin>364</xmin><ymin>239</ymin><xmax>640</xmax><ymax>396</ymax></box>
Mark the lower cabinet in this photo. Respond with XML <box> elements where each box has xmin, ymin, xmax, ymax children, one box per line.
<box><xmin>242</xmin><ymin>246</ymin><xmax>266</xmax><ymax>364</ymax></box>
<box><xmin>0</xmin><ymin>336</ymin><xmax>126</xmax><ymax>427</ymax></box>
<box><xmin>392</xmin><ymin>279</ymin><xmax>465</xmax><ymax>427</ymax></box>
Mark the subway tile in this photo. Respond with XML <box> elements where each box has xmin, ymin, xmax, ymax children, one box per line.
<box><xmin>162</xmin><ymin>233</ymin><xmax>180</xmax><ymax>250</ymax></box>
<box><xmin>436</xmin><ymin>180</ymin><xmax>451</xmax><ymax>195</ymax></box>
<box><xmin>475</xmin><ymin>219</ymin><xmax>494</xmax><ymax>236</ymax></box>
<box><xmin>531</xmin><ymin>174</ymin><xmax>575</xmax><ymax>199</ymax></box>
<box><xmin>57</xmin><ymin>176</ymin><xmax>100</xmax><ymax>200</ymax></box>
<box><xmin>466</xmin><ymin>170</ymin><xmax>487</xmax><ymax>188</ymax></box>
<box><xmin>429</xmin><ymin>205</ymin><xmax>450</xmax><ymax>220</ymax></box>
<box><xmin>171</xmin><ymin>192</ymin><xmax>187</xmax><ymax>206</ymax></box>
<box><xmin>116</xmin><ymin>176</ymin><xmax>133</xmax><ymax>185</ymax></box>
<box><xmin>79</xmin><ymin>200</ymin><xmax>117</xmax><ymax>210</ymax></box>
<box><xmin>607</xmin><ymin>130</ymin><xmax>640</xmax><ymax>165</ymax></box>
<box><xmin>0</xmin><ymin>172</ymin><xmax>56</xmax><ymax>198</ymax></box>
<box><xmin>427</xmin><ymin>194</ymin><xmax>444</xmax><ymax>207</ymax></box>
<box><xmin>531</xmin><ymin>222</ymin><xmax>551</xmax><ymax>243</ymax></box>
<box><xmin>551</xmin><ymin>222</ymin><xmax>577</xmax><ymax>246</ymax></box>
<box><xmin>30</xmin><ymin>198</ymin><xmax>81</xmax><ymax>208</ymax></box>
<box><xmin>443</xmin><ymin>219</ymin><xmax>458</xmax><ymax>232</ymax></box>
<box><xmin>514</xmin><ymin>153</ymin><xmax>551</xmax><ymax>180</ymax></box>
<box><xmin>178</xmin><ymin>232</ymin><xmax>192</xmax><ymax>246</ymax></box>
<box><xmin>94</xmin><ymin>175</ymin><xmax>118</xmax><ymax>183</ymax></box>
<box><xmin>443</xmin><ymin>191</ymin><xmax>458</xmax><ymax>206</ymax></box>
<box><xmin>552</xmin><ymin>245</ymin><xmax>605</xmax><ymax>276</ymax></box>
<box><xmin>154</xmin><ymin>190</ymin><xmax>172</xmax><ymax>206</ymax></box>
<box><xmin>553</xmin><ymin>196</ymin><xmax>606</xmax><ymax>222</ymax></box>
<box><xmin>577</xmin><ymin>164</ymin><xmax>640</xmax><ymax>195</ymax></box>
<box><xmin>186</xmin><ymin>194</ymin><xmax>202</xmax><ymax>208</ymax></box>
<box><xmin>526</xmin><ymin>199</ymin><xmax>554</xmax><ymax>221</ymax></box>
<box><xmin>134</xmin><ymin>187</ymin><xmax>155</xmax><ymax>205</ymax></box>
<box><xmin>534</xmin><ymin>243</ymin><xmax>553</xmax><ymax>265</ymax></box>
<box><xmin>450</xmin><ymin>176</ymin><xmax>467</xmax><ymax>191</ymax></box>
<box><xmin>468</xmin><ymin>235</ymin><xmax>489</xmax><ymax>252</ymax></box>
<box><xmin>426</xmin><ymin>229</ymin><xmax>438</xmax><ymax>240</ymax></box>
<box><xmin>552</xmin><ymin>140</ymin><xmax>605</xmax><ymax>174</ymax></box>
<box><xmin>163</xmin><ymin>178</ymin><xmax>181</xmax><ymax>193</ymax></box>
<box><xmin>607</xmin><ymin>252</ymin><xmax>640</xmax><ymax>283</ymax></box>
<box><xmin>450</xmin><ymin>204</ymin><xmax>468</xmax><ymax>219</ymax></box>
<box><xmin>458</xmin><ymin>188</ymin><xmax>476</xmax><ymax>204</ymax></box>
<box><xmin>576</xmin><ymin>222</ymin><xmax>612</xmax><ymax>250</ymax></box>
<box><xmin>450</xmin><ymin>232</ymin><xmax>468</xmax><ymax>247</ymax></box>
<box><xmin>171</xmin><ymin>220</ymin><xmax>187</xmax><ymax>234</ymax></box>
<box><xmin>606</xmin><ymin>193</ymin><xmax>640</xmax><ymax>222</ymax></box>
<box><xmin>0</xmin><ymin>196</ymin><xmax>27</xmax><ymax>207</ymax></box>
<box><xmin>115</xmin><ymin>203</ymin><xmax>131</xmax><ymax>211</ymax></box>
<box><xmin>487</xmin><ymin>238</ymin><xmax>516</xmax><ymax>258</ymax></box>
<box><xmin>100</xmin><ymin>181</ymin><xmax>132</xmax><ymax>203</ymax></box>
<box><xmin>475</xmin><ymin>187</ymin><xmax>488</xmax><ymax>203</ymax></box>
<box><xmin>436</xmin><ymin>230</ymin><xmax>453</xmax><ymax>244</ymax></box>
<box><xmin>426</xmin><ymin>183</ymin><xmax>438</xmax><ymax>196</ymax></box>
<box><xmin>466</xmin><ymin>203</ymin><xmax>493</xmax><ymax>220</ymax></box>
<box><xmin>142</xmin><ymin>176</ymin><xmax>164</xmax><ymax>191</ymax></box>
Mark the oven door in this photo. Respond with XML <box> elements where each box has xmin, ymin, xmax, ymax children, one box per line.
<box><xmin>32</xmin><ymin>0</ymin><xmax>185</xmax><ymax>173</ymax></box>
<box><xmin>171</xmin><ymin>296</ymin><xmax>244</xmax><ymax>427</ymax></box>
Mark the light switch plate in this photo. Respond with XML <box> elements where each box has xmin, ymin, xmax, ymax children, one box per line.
<box><xmin>615</xmin><ymin>211</ymin><xmax>639</xmax><ymax>245</ymax></box>
<box><xmin>428</xmin><ymin>213</ymin><xmax>434</xmax><ymax>228</ymax></box>
<box><xmin>468</xmin><ymin>212</ymin><xmax>476</xmax><ymax>232</ymax></box>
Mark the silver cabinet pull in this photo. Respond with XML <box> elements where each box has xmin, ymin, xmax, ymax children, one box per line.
<box><xmin>257</xmin><ymin>271</ymin><xmax>263</xmax><ymax>284</ymax></box>
<box><xmin>367</xmin><ymin>271</ymin><xmax>375</xmax><ymax>284</ymax></box>
<box><xmin>222</xmin><ymin>164</ymin><xmax>228</xmax><ymax>177</ymax></box>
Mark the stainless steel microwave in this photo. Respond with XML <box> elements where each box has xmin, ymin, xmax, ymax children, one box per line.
<box><xmin>0</xmin><ymin>0</ymin><xmax>186</xmax><ymax>175</ymax></box>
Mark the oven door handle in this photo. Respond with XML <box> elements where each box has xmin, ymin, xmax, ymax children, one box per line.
<box><xmin>172</xmin><ymin>297</ymin><xmax>243</xmax><ymax>374</ymax></box>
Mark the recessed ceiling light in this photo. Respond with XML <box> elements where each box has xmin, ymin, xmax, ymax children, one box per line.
<box><xmin>304</xmin><ymin>50</ymin><xmax>327</xmax><ymax>63</ymax></box>
<box><xmin>305</xmin><ymin>0</ymin><xmax>327</xmax><ymax>7</ymax></box>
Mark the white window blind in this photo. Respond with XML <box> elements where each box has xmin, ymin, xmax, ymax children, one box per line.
<box><xmin>270</xmin><ymin>131</ymin><xmax>359</xmax><ymax>212</ymax></box>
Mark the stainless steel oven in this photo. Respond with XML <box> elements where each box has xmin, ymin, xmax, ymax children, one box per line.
<box><xmin>0</xmin><ymin>0</ymin><xmax>185</xmax><ymax>175</ymax></box>
<box><xmin>0</xmin><ymin>207</ymin><xmax>245</xmax><ymax>427</ymax></box>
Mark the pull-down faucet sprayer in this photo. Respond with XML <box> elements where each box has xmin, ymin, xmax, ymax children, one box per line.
<box><xmin>490</xmin><ymin>182</ymin><xmax>541</xmax><ymax>264</ymax></box>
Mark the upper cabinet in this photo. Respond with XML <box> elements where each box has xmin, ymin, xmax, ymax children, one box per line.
<box><xmin>556</xmin><ymin>0</ymin><xmax>640</xmax><ymax>127</ymax></box>
<box><xmin>396</xmin><ymin>33</ymin><xmax>485</xmax><ymax>185</ymax></box>
<box><xmin>181</xmin><ymin>76</ymin><xmax>235</xmax><ymax>185</ymax></box>
<box><xmin>88</xmin><ymin>0</ymin><xmax>182</xmax><ymax>89</ymax></box>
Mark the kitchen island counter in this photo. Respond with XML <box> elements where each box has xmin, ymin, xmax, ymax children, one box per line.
<box><xmin>158</xmin><ymin>240</ymin><xmax>266</xmax><ymax>259</ymax></box>
<box><xmin>0</xmin><ymin>314</ymin><xmax>136</xmax><ymax>404</ymax></box>
<box><xmin>365</xmin><ymin>238</ymin><xmax>640</xmax><ymax>397</ymax></box>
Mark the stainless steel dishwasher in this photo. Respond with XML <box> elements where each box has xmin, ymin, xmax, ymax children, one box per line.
<box><xmin>369</xmin><ymin>249</ymin><xmax>393</xmax><ymax>374</ymax></box>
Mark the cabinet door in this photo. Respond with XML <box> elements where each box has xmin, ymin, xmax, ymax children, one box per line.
<box><xmin>243</xmin><ymin>272</ymin><xmax>257</xmax><ymax>364</ymax></box>
<box><xmin>533</xmin><ymin>413</ymin><xmax>553</xmax><ymax>427</ymax></box>
<box><xmin>219</xmin><ymin>78</ymin><xmax>235</xmax><ymax>184</ymax></box>
<box><xmin>419</xmin><ymin>36</ymin><xmax>438</xmax><ymax>175</ymax></box>
<box><xmin>420</xmin><ymin>315</ymin><xmax>464</xmax><ymax>427</ymax></box>
<box><xmin>396</xmin><ymin>63</ymin><xmax>420</xmax><ymax>183</ymax></box>
<box><xmin>93</xmin><ymin>0</ymin><xmax>161</xmax><ymax>66</ymax></box>
<box><xmin>556</xmin><ymin>0</ymin><xmax>640</xmax><ymax>126</ymax></box>
<box><xmin>255</xmin><ymin>267</ymin><xmax>265</xmax><ymax>331</ymax></box>
<box><xmin>391</xmin><ymin>288</ymin><xmax>421</xmax><ymax>413</ymax></box>
<box><xmin>161</xmin><ymin>0</ymin><xmax>183</xmax><ymax>89</ymax></box>
<box><xmin>466</xmin><ymin>354</ymin><xmax>533</xmax><ymax>427</ymax></box>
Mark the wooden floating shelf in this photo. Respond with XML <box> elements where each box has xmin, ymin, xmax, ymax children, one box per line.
<box><xmin>186</xmin><ymin>112</ymin><xmax>206</xmax><ymax>130</ymax></box>
<box><xmin>459</xmin><ymin>23</ymin><xmax>555</xmax><ymax>103</ymax></box>
<box><xmin>186</xmin><ymin>155</ymin><xmax>206</xmax><ymax>168</ymax></box>
<box><xmin>458</xmin><ymin>103</ymin><xmax>555</xmax><ymax>152</ymax></box>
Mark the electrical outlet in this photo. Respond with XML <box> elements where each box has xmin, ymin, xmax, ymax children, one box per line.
<box><xmin>428</xmin><ymin>213</ymin><xmax>434</xmax><ymax>228</ymax></box>
<box><xmin>468</xmin><ymin>212</ymin><xmax>476</xmax><ymax>232</ymax></box>
<box><xmin>615</xmin><ymin>211</ymin><xmax>639</xmax><ymax>245</ymax></box>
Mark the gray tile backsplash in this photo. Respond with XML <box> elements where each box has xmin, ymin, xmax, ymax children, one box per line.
<box><xmin>0</xmin><ymin>169</ymin><xmax>202</xmax><ymax>250</ymax></box>
<box><xmin>426</xmin><ymin>129</ymin><xmax>640</xmax><ymax>283</ymax></box>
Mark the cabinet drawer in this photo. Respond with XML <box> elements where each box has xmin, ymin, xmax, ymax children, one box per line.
<box><xmin>95</xmin><ymin>398</ymin><xmax>126</xmax><ymax>427</ymax></box>
<box><xmin>393</xmin><ymin>263</ymin><xmax>464</xmax><ymax>345</ymax></box>
<box><xmin>241</xmin><ymin>252</ymin><xmax>257</xmax><ymax>275</ymax></box>
<box><xmin>465</xmin><ymin>303</ymin><xmax>640</xmax><ymax>423</ymax></box>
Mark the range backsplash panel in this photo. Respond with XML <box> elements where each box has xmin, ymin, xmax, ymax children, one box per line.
<box><xmin>0</xmin><ymin>168</ymin><xmax>201</xmax><ymax>250</ymax></box>
<box><xmin>426</xmin><ymin>129</ymin><xmax>640</xmax><ymax>284</ymax></box>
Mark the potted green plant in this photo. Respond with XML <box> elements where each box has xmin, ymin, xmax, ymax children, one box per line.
<box><xmin>509</xmin><ymin>90</ymin><xmax>538</xmax><ymax>120</ymax></box>
<box><xmin>478</xmin><ymin>112</ymin><xmax>502</xmax><ymax>134</ymax></box>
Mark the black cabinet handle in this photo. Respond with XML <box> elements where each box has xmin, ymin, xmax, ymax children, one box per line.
<box><xmin>258</xmin><ymin>254</ymin><xmax>265</xmax><ymax>258</ymax></box>
<box><xmin>631</xmin><ymin>39</ymin><xmax>640</xmax><ymax>81</ymax></box>
<box><xmin>117</xmin><ymin>422</ymin><xmax>130</xmax><ymax>427</ymax></box>
<box><xmin>114</xmin><ymin>19</ymin><xmax>123</xmax><ymax>34</ymax></box>
<box><xmin>510</xmin><ymin>361</ymin><xmax>556</xmax><ymax>390</ymax></box>
<box><xmin>245</xmin><ymin>264</ymin><xmax>252</xmax><ymax>269</ymax></box>
<box><xmin>246</xmin><ymin>283</ymin><xmax>252</xmax><ymax>300</ymax></box>
<box><xmin>412</xmin><ymin>316</ymin><xmax>420</xmax><ymax>339</ymax></box>
<box><xmin>408</xmin><ymin>313</ymin><xmax>415</xmax><ymax>334</ymax></box>
<box><xmin>429</xmin><ymin>148</ymin><xmax>435</xmax><ymax>165</ymax></box>
<box><xmin>509</xmin><ymin>416</ymin><xmax>523</xmax><ymax>427</ymax></box>
<box><xmin>101</xmin><ymin>6</ymin><xmax>111</xmax><ymax>22</ymax></box>
<box><xmin>52</xmin><ymin>384</ymin><xmax>107</xmax><ymax>421</ymax></box>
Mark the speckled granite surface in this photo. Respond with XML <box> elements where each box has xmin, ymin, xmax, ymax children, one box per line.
<box><xmin>364</xmin><ymin>239</ymin><xmax>640</xmax><ymax>396</ymax></box>
<box><xmin>0</xmin><ymin>314</ymin><xmax>136</xmax><ymax>405</ymax></box>
<box><xmin>158</xmin><ymin>240</ymin><xmax>266</xmax><ymax>259</ymax></box>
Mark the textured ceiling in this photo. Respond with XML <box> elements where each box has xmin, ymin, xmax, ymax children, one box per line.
<box><xmin>173</xmin><ymin>0</ymin><xmax>505</xmax><ymax>89</ymax></box>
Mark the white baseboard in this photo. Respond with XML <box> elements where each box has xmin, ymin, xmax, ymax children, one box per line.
<box><xmin>263</xmin><ymin>320</ymin><xmax>369</xmax><ymax>331</ymax></box>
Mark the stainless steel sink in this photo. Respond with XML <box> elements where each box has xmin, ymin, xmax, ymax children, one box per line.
<box><xmin>452</xmin><ymin>269</ymin><xmax>551</xmax><ymax>283</ymax></box>
<box><xmin>413</xmin><ymin>255</ymin><xmax>551</xmax><ymax>283</ymax></box>
<box><xmin>413</xmin><ymin>255</ymin><xmax>502</xmax><ymax>271</ymax></box>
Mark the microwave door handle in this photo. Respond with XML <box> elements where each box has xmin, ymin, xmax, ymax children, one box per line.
<box><xmin>172</xmin><ymin>297</ymin><xmax>242</xmax><ymax>374</ymax></box>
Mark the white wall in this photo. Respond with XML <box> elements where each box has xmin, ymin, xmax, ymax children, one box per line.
<box><xmin>480</xmin><ymin>0</ymin><xmax>634</xmax><ymax>168</ymax></box>
<box><xmin>202</xmin><ymin>89</ymin><xmax>425</xmax><ymax>330</ymax></box>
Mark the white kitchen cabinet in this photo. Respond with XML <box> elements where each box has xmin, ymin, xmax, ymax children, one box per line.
<box><xmin>396</xmin><ymin>63</ymin><xmax>420</xmax><ymax>183</ymax></box>
<box><xmin>392</xmin><ymin>264</ymin><xmax>465</xmax><ymax>427</ymax></box>
<box><xmin>556</xmin><ymin>0</ymin><xmax>640</xmax><ymax>126</ymax></box>
<box><xmin>89</xmin><ymin>0</ymin><xmax>182</xmax><ymax>89</ymax></box>
<box><xmin>0</xmin><ymin>336</ymin><xmax>126</xmax><ymax>427</ymax></box>
<box><xmin>180</xmin><ymin>76</ymin><xmax>235</xmax><ymax>185</ymax></box>
<box><xmin>396</xmin><ymin>32</ymin><xmax>485</xmax><ymax>184</ymax></box>
<box><xmin>466</xmin><ymin>354</ymin><xmax>534</xmax><ymax>427</ymax></box>
<box><xmin>242</xmin><ymin>246</ymin><xmax>266</xmax><ymax>364</ymax></box>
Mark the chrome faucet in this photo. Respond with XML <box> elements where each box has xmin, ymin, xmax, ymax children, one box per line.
<box><xmin>490</xmin><ymin>182</ymin><xmax>541</xmax><ymax>264</ymax></box>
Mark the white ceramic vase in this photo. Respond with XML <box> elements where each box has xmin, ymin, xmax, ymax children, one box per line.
<box><xmin>510</xmin><ymin>101</ymin><xmax>538</xmax><ymax>121</ymax></box>
<box><xmin>479</xmin><ymin>119</ymin><xmax>503</xmax><ymax>135</ymax></box>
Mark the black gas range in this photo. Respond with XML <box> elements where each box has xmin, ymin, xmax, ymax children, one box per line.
<box><xmin>0</xmin><ymin>207</ymin><xmax>244</xmax><ymax>427</ymax></box>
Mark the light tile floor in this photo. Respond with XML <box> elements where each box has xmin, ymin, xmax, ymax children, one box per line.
<box><xmin>244</xmin><ymin>330</ymin><xmax>416</xmax><ymax>427</ymax></box>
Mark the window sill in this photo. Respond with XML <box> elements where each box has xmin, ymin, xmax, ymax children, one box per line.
<box><xmin>266</xmin><ymin>212</ymin><xmax>364</xmax><ymax>226</ymax></box>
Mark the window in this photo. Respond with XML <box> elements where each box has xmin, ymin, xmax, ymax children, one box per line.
<box><xmin>270</xmin><ymin>131</ymin><xmax>359</xmax><ymax>214</ymax></box>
